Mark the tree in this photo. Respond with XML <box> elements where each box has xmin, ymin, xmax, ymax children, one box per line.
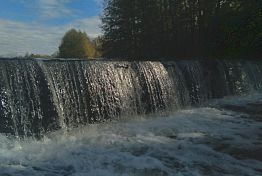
<box><xmin>92</xmin><ymin>36</ymin><xmax>104</xmax><ymax>57</ymax></box>
<box><xmin>58</xmin><ymin>29</ymin><xmax>96</xmax><ymax>58</ymax></box>
<box><xmin>101</xmin><ymin>0</ymin><xmax>261</xmax><ymax>59</ymax></box>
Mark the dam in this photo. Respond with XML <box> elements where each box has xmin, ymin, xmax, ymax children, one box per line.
<box><xmin>0</xmin><ymin>58</ymin><xmax>262</xmax><ymax>175</ymax></box>
<box><xmin>0</xmin><ymin>58</ymin><xmax>261</xmax><ymax>137</ymax></box>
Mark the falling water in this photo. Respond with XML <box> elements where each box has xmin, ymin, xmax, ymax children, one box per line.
<box><xmin>0</xmin><ymin>59</ymin><xmax>261</xmax><ymax>137</ymax></box>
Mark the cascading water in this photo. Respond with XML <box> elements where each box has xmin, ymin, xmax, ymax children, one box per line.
<box><xmin>0</xmin><ymin>60</ymin><xmax>58</xmax><ymax>136</ymax></box>
<box><xmin>1</xmin><ymin>58</ymin><xmax>262</xmax><ymax>176</ymax></box>
<box><xmin>0</xmin><ymin>59</ymin><xmax>262</xmax><ymax>137</ymax></box>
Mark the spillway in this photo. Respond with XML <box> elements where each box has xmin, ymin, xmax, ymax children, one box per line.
<box><xmin>0</xmin><ymin>59</ymin><xmax>261</xmax><ymax>137</ymax></box>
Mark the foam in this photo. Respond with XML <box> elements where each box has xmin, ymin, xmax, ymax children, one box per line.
<box><xmin>0</xmin><ymin>94</ymin><xmax>261</xmax><ymax>176</ymax></box>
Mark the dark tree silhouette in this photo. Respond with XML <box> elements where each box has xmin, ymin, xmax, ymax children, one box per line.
<box><xmin>101</xmin><ymin>0</ymin><xmax>262</xmax><ymax>59</ymax></box>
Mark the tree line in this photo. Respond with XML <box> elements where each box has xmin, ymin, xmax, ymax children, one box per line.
<box><xmin>24</xmin><ymin>0</ymin><xmax>261</xmax><ymax>60</ymax></box>
<box><xmin>101</xmin><ymin>0</ymin><xmax>261</xmax><ymax>59</ymax></box>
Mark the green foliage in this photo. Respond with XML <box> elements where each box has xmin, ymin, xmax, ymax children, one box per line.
<box><xmin>220</xmin><ymin>0</ymin><xmax>262</xmax><ymax>58</ymax></box>
<box><xmin>58</xmin><ymin>29</ymin><xmax>96</xmax><ymax>59</ymax></box>
<box><xmin>101</xmin><ymin>0</ymin><xmax>262</xmax><ymax>59</ymax></box>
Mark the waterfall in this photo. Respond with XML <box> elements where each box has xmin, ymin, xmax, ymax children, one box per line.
<box><xmin>0</xmin><ymin>59</ymin><xmax>261</xmax><ymax>137</ymax></box>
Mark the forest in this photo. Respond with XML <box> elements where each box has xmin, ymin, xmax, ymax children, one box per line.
<box><xmin>101</xmin><ymin>0</ymin><xmax>262</xmax><ymax>59</ymax></box>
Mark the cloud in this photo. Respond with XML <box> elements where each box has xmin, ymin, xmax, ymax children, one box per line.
<box><xmin>0</xmin><ymin>17</ymin><xmax>101</xmax><ymax>57</ymax></box>
<box><xmin>11</xmin><ymin>0</ymin><xmax>74</xmax><ymax>20</ymax></box>
<box><xmin>38</xmin><ymin>0</ymin><xmax>73</xmax><ymax>19</ymax></box>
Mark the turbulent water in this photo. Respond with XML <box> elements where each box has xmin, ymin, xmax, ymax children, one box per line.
<box><xmin>0</xmin><ymin>59</ymin><xmax>262</xmax><ymax>136</ymax></box>
<box><xmin>0</xmin><ymin>93</ymin><xmax>262</xmax><ymax>176</ymax></box>
<box><xmin>0</xmin><ymin>58</ymin><xmax>262</xmax><ymax>175</ymax></box>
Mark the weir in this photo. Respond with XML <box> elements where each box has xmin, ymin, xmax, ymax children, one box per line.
<box><xmin>0</xmin><ymin>59</ymin><xmax>261</xmax><ymax>137</ymax></box>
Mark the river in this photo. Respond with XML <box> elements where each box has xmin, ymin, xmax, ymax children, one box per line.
<box><xmin>0</xmin><ymin>92</ymin><xmax>261</xmax><ymax>176</ymax></box>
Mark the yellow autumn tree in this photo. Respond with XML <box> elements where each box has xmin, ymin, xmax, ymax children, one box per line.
<box><xmin>58</xmin><ymin>29</ymin><xmax>96</xmax><ymax>58</ymax></box>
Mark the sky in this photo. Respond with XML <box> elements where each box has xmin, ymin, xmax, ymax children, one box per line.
<box><xmin>0</xmin><ymin>0</ymin><xmax>103</xmax><ymax>57</ymax></box>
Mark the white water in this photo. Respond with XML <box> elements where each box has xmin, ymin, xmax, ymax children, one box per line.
<box><xmin>0</xmin><ymin>93</ymin><xmax>261</xmax><ymax>176</ymax></box>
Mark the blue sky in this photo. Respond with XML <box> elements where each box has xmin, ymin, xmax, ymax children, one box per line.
<box><xmin>0</xmin><ymin>0</ymin><xmax>103</xmax><ymax>57</ymax></box>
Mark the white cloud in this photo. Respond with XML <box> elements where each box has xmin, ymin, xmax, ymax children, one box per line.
<box><xmin>0</xmin><ymin>17</ymin><xmax>102</xmax><ymax>57</ymax></box>
<box><xmin>11</xmin><ymin>0</ymin><xmax>74</xmax><ymax>19</ymax></box>
<box><xmin>38</xmin><ymin>0</ymin><xmax>73</xmax><ymax>19</ymax></box>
